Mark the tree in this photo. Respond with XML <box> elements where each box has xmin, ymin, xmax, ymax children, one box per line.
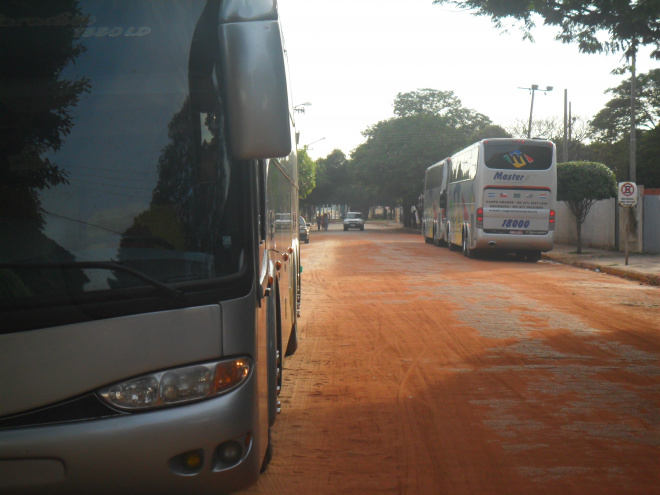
<box><xmin>393</xmin><ymin>89</ymin><xmax>491</xmax><ymax>136</ymax></box>
<box><xmin>557</xmin><ymin>161</ymin><xmax>617</xmax><ymax>254</ymax></box>
<box><xmin>303</xmin><ymin>149</ymin><xmax>352</xmax><ymax>215</ymax></box>
<box><xmin>636</xmin><ymin>125</ymin><xmax>660</xmax><ymax>187</ymax></box>
<box><xmin>469</xmin><ymin>124</ymin><xmax>512</xmax><ymax>142</ymax></box>
<box><xmin>352</xmin><ymin>114</ymin><xmax>470</xmax><ymax>227</ymax></box>
<box><xmin>297</xmin><ymin>147</ymin><xmax>316</xmax><ymax>200</ymax></box>
<box><xmin>1</xmin><ymin>1</ymin><xmax>90</xmax><ymax>226</ymax></box>
<box><xmin>1</xmin><ymin>1</ymin><xmax>91</xmax><ymax>296</ymax></box>
<box><xmin>432</xmin><ymin>0</ymin><xmax>660</xmax><ymax>183</ymax></box>
<box><xmin>351</xmin><ymin>89</ymin><xmax>495</xmax><ymax>226</ymax></box>
<box><xmin>585</xmin><ymin>68</ymin><xmax>660</xmax><ymax>187</ymax></box>
<box><xmin>591</xmin><ymin>69</ymin><xmax>660</xmax><ymax>142</ymax></box>
<box><xmin>508</xmin><ymin>115</ymin><xmax>592</xmax><ymax>161</ymax></box>
<box><xmin>431</xmin><ymin>0</ymin><xmax>660</xmax><ymax>59</ymax></box>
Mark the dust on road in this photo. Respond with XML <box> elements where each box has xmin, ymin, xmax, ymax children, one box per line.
<box><xmin>243</xmin><ymin>225</ymin><xmax>660</xmax><ymax>495</ymax></box>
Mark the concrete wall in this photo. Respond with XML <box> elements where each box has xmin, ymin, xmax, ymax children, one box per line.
<box><xmin>554</xmin><ymin>186</ymin><xmax>645</xmax><ymax>253</ymax></box>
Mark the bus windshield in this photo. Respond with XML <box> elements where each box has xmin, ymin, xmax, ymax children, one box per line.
<box><xmin>483</xmin><ymin>142</ymin><xmax>554</xmax><ymax>171</ymax></box>
<box><xmin>1</xmin><ymin>1</ymin><xmax>247</xmax><ymax>302</ymax></box>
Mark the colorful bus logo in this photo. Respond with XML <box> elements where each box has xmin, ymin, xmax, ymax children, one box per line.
<box><xmin>503</xmin><ymin>150</ymin><xmax>534</xmax><ymax>169</ymax></box>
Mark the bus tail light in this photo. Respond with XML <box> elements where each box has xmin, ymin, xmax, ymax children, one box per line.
<box><xmin>98</xmin><ymin>358</ymin><xmax>252</xmax><ymax>411</ymax></box>
<box><xmin>441</xmin><ymin>208</ymin><xmax>446</xmax><ymax>220</ymax></box>
<box><xmin>476</xmin><ymin>207</ymin><xmax>483</xmax><ymax>229</ymax></box>
<box><xmin>549</xmin><ymin>209</ymin><xmax>555</xmax><ymax>231</ymax></box>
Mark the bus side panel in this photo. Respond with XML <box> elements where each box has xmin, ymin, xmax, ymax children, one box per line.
<box><xmin>448</xmin><ymin>180</ymin><xmax>475</xmax><ymax>247</ymax></box>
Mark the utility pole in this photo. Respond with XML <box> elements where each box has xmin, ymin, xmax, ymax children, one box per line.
<box><xmin>629</xmin><ymin>44</ymin><xmax>637</xmax><ymax>183</ymax></box>
<box><xmin>519</xmin><ymin>85</ymin><xmax>553</xmax><ymax>138</ymax></box>
<box><xmin>563</xmin><ymin>89</ymin><xmax>568</xmax><ymax>162</ymax></box>
<box><xmin>569</xmin><ymin>102</ymin><xmax>573</xmax><ymax>148</ymax></box>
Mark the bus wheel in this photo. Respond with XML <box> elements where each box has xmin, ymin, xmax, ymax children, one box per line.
<box><xmin>446</xmin><ymin>226</ymin><xmax>456</xmax><ymax>250</ymax></box>
<box><xmin>266</xmin><ymin>301</ymin><xmax>279</xmax><ymax>427</ymax></box>
<box><xmin>526</xmin><ymin>251</ymin><xmax>541</xmax><ymax>262</ymax></box>
<box><xmin>285</xmin><ymin>321</ymin><xmax>298</xmax><ymax>356</ymax></box>
<box><xmin>438</xmin><ymin>227</ymin><xmax>447</xmax><ymax>247</ymax></box>
<box><xmin>260</xmin><ymin>429</ymin><xmax>273</xmax><ymax>473</ymax></box>
<box><xmin>462</xmin><ymin>230</ymin><xmax>475</xmax><ymax>259</ymax></box>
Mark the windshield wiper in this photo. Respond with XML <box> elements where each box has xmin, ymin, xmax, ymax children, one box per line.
<box><xmin>0</xmin><ymin>261</ymin><xmax>185</xmax><ymax>301</ymax></box>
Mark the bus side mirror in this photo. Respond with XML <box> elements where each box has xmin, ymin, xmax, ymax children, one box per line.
<box><xmin>219</xmin><ymin>3</ymin><xmax>292</xmax><ymax>160</ymax></box>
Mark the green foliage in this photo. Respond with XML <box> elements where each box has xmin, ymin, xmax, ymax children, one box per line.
<box><xmin>393</xmin><ymin>89</ymin><xmax>491</xmax><ymax>136</ymax></box>
<box><xmin>557</xmin><ymin>161</ymin><xmax>618</xmax><ymax>203</ymax></box>
<box><xmin>432</xmin><ymin>0</ymin><xmax>660</xmax><ymax>59</ymax></box>
<box><xmin>304</xmin><ymin>149</ymin><xmax>350</xmax><ymax>207</ymax></box>
<box><xmin>297</xmin><ymin>148</ymin><xmax>316</xmax><ymax>200</ymax></box>
<box><xmin>591</xmin><ymin>69</ymin><xmax>660</xmax><ymax>141</ymax></box>
<box><xmin>349</xmin><ymin>89</ymin><xmax>495</xmax><ymax>226</ymax></box>
<box><xmin>470</xmin><ymin>124</ymin><xmax>512</xmax><ymax>142</ymax></box>
<box><xmin>637</xmin><ymin>126</ymin><xmax>660</xmax><ymax>187</ymax></box>
<box><xmin>351</xmin><ymin>113</ymin><xmax>472</xmax><ymax>221</ymax></box>
<box><xmin>581</xmin><ymin>68</ymin><xmax>660</xmax><ymax>187</ymax></box>
<box><xmin>557</xmin><ymin>161</ymin><xmax>617</xmax><ymax>253</ymax></box>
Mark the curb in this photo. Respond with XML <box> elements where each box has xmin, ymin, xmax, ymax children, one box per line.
<box><xmin>542</xmin><ymin>254</ymin><xmax>660</xmax><ymax>286</ymax></box>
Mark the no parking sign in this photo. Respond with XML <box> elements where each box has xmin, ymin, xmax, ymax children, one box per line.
<box><xmin>618</xmin><ymin>182</ymin><xmax>637</xmax><ymax>207</ymax></box>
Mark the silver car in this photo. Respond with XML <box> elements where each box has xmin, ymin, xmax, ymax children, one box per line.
<box><xmin>343</xmin><ymin>212</ymin><xmax>365</xmax><ymax>231</ymax></box>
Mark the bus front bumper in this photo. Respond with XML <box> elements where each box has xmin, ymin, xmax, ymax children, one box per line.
<box><xmin>0</xmin><ymin>374</ymin><xmax>262</xmax><ymax>495</ymax></box>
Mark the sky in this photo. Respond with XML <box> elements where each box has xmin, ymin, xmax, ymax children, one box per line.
<box><xmin>277</xmin><ymin>0</ymin><xmax>658</xmax><ymax>160</ymax></box>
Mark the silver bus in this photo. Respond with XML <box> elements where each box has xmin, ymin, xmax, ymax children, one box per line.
<box><xmin>446</xmin><ymin>139</ymin><xmax>557</xmax><ymax>260</ymax></box>
<box><xmin>0</xmin><ymin>1</ymin><xmax>300</xmax><ymax>494</ymax></box>
<box><xmin>422</xmin><ymin>158</ymin><xmax>450</xmax><ymax>246</ymax></box>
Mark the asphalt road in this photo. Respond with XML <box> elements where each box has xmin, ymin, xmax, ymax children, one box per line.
<box><xmin>242</xmin><ymin>222</ymin><xmax>660</xmax><ymax>495</ymax></box>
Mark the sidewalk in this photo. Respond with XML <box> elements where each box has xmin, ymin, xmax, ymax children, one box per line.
<box><xmin>543</xmin><ymin>244</ymin><xmax>660</xmax><ymax>286</ymax></box>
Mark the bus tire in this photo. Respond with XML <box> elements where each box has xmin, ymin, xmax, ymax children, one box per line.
<box><xmin>285</xmin><ymin>321</ymin><xmax>298</xmax><ymax>356</ymax></box>
<box><xmin>260</xmin><ymin>429</ymin><xmax>273</xmax><ymax>474</ymax></box>
<box><xmin>526</xmin><ymin>251</ymin><xmax>541</xmax><ymax>262</ymax></box>
<box><xmin>437</xmin><ymin>227</ymin><xmax>447</xmax><ymax>247</ymax></box>
<box><xmin>266</xmin><ymin>299</ymin><xmax>279</xmax><ymax>427</ymax></box>
<box><xmin>463</xmin><ymin>229</ymin><xmax>476</xmax><ymax>259</ymax></box>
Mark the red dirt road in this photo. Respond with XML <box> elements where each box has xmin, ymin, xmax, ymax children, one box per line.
<box><xmin>243</xmin><ymin>224</ymin><xmax>660</xmax><ymax>495</ymax></box>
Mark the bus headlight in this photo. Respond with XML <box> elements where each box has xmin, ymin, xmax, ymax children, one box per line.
<box><xmin>98</xmin><ymin>358</ymin><xmax>252</xmax><ymax>411</ymax></box>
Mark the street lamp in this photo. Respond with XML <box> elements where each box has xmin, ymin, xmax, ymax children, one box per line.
<box><xmin>294</xmin><ymin>102</ymin><xmax>312</xmax><ymax>114</ymax></box>
<box><xmin>519</xmin><ymin>85</ymin><xmax>553</xmax><ymax>138</ymax></box>
<box><xmin>303</xmin><ymin>137</ymin><xmax>325</xmax><ymax>149</ymax></box>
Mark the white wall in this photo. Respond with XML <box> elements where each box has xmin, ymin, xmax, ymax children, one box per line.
<box><xmin>554</xmin><ymin>186</ymin><xmax>644</xmax><ymax>252</ymax></box>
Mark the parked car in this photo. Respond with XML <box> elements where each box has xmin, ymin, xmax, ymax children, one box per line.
<box><xmin>343</xmin><ymin>212</ymin><xmax>364</xmax><ymax>231</ymax></box>
<box><xmin>299</xmin><ymin>216</ymin><xmax>310</xmax><ymax>243</ymax></box>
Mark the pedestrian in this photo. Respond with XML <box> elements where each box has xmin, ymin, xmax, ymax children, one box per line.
<box><xmin>317</xmin><ymin>214</ymin><xmax>321</xmax><ymax>231</ymax></box>
<box><xmin>323</xmin><ymin>213</ymin><xmax>329</xmax><ymax>231</ymax></box>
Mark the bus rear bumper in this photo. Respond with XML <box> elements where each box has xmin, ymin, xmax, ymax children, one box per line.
<box><xmin>474</xmin><ymin>231</ymin><xmax>554</xmax><ymax>252</ymax></box>
<box><xmin>0</xmin><ymin>375</ymin><xmax>263</xmax><ymax>495</ymax></box>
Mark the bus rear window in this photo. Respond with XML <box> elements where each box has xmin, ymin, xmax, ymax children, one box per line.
<box><xmin>483</xmin><ymin>143</ymin><xmax>553</xmax><ymax>171</ymax></box>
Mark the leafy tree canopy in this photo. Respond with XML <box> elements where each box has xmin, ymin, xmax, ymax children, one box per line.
<box><xmin>557</xmin><ymin>160</ymin><xmax>617</xmax><ymax>253</ymax></box>
<box><xmin>297</xmin><ymin>147</ymin><xmax>316</xmax><ymax>200</ymax></box>
<box><xmin>469</xmin><ymin>124</ymin><xmax>512</xmax><ymax>142</ymax></box>
<box><xmin>432</xmin><ymin>0</ymin><xmax>660</xmax><ymax>59</ymax></box>
<box><xmin>393</xmin><ymin>89</ymin><xmax>491</xmax><ymax>136</ymax></box>
<box><xmin>303</xmin><ymin>149</ymin><xmax>350</xmax><ymax>207</ymax></box>
<box><xmin>557</xmin><ymin>161</ymin><xmax>618</xmax><ymax>203</ymax></box>
<box><xmin>591</xmin><ymin>68</ymin><xmax>660</xmax><ymax>141</ymax></box>
<box><xmin>351</xmin><ymin>89</ymin><xmax>495</xmax><ymax>225</ymax></box>
<box><xmin>352</xmin><ymin>113</ymin><xmax>475</xmax><ymax>211</ymax></box>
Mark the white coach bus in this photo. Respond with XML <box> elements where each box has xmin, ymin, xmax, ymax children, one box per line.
<box><xmin>0</xmin><ymin>1</ymin><xmax>300</xmax><ymax>494</ymax></box>
<box><xmin>422</xmin><ymin>158</ymin><xmax>450</xmax><ymax>246</ymax></box>
<box><xmin>446</xmin><ymin>139</ymin><xmax>557</xmax><ymax>261</ymax></box>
